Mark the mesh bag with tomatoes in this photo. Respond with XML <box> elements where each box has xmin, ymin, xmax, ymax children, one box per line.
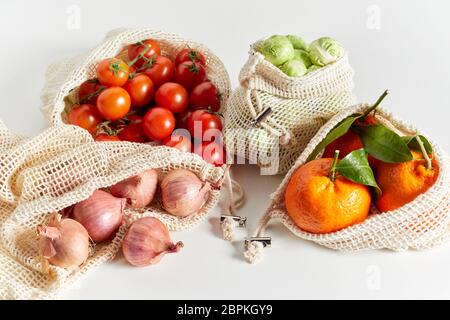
<box><xmin>224</xmin><ymin>38</ymin><xmax>355</xmax><ymax>174</ymax></box>
<box><xmin>0</xmin><ymin>121</ymin><xmax>226</xmax><ymax>299</ymax></box>
<box><xmin>244</xmin><ymin>96</ymin><xmax>450</xmax><ymax>264</ymax></box>
<box><xmin>41</xmin><ymin>28</ymin><xmax>230</xmax><ymax>165</ymax></box>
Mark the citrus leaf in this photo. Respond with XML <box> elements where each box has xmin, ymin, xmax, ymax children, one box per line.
<box><xmin>306</xmin><ymin>116</ymin><xmax>359</xmax><ymax>162</ymax></box>
<box><xmin>306</xmin><ymin>90</ymin><xmax>390</xmax><ymax>162</ymax></box>
<box><xmin>356</xmin><ymin>124</ymin><xmax>413</xmax><ymax>163</ymax></box>
<box><xmin>336</xmin><ymin>149</ymin><xmax>381</xmax><ymax>193</ymax></box>
<box><xmin>401</xmin><ymin>135</ymin><xmax>433</xmax><ymax>154</ymax></box>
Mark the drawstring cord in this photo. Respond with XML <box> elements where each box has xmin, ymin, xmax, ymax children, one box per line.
<box><xmin>220</xmin><ymin>165</ymin><xmax>246</xmax><ymax>241</ymax></box>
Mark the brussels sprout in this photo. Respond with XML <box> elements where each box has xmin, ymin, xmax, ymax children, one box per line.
<box><xmin>292</xmin><ymin>49</ymin><xmax>312</xmax><ymax>68</ymax></box>
<box><xmin>307</xmin><ymin>65</ymin><xmax>320</xmax><ymax>74</ymax></box>
<box><xmin>258</xmin><ymin>35</ymin><xmax>295</xmax><ymax>66</ymax></box>
<box><xmin>279</xmin><ymin>59</ymin><xmax>308</xmax><ymax>77</ymax></box>
<box><xmin>286</xmin><ymin>35</ymin><xmax>309</xmax><ymax>51</ymax></box>
<box><xmin>309</xmin><ymin>37</ymin><xmax>345</xmax><ymax>67</ymax></box>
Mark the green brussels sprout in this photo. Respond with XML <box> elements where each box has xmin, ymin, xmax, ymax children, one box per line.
<box><xmin>286</xmin><ymin>35</ymin><xmax>309</xmax><ymax>51</ymax></box>
<box><xmin>307</xmin><ymin>65</ymin><xmax>320</xmax><ymax>74</ymax></box>
<box><xmin>292</xmin><ymin>49</ymin><xmax>312</xmax><ymax>68</ymax></box>
<box><xmin>279</xmin><ymin>59</ymin><xmax>308</xmax><ymax>77</ymax></box>
<box><xmin>258</xmin><ymin>35</ymin><xmax>295</xmax><ymax>66</ymax></box>
<box><xmin>309</xmin><ymin>37</ymin><xmax>345</xmax><ymax>67</ymax></box>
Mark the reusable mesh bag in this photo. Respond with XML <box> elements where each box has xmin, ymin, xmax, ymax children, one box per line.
<box><xmin>40</xmin><ymin>27</ymin><xmax>231</xmax><ymax>125</ymax></box>
<box><xmin>0</xmin><ymin>123</ymin><xmax>225</xmax><ymax>299</ymax></box>
<box><xmin>224</xmin><ymin>39</ymin><xmax>355</xmax><ymax>174</ymax></box>
<box><xmin>244</xmin><ymin>104</ymin><xmax>450</xmax><ymax>263</ymax></box>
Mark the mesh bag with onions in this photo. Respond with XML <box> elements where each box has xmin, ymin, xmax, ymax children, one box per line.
<box><xmin>40</xmin><ymin>27</ymin><xmax>231</xmax><ymax>125</ymax></box>
<box><xmin>224</xmin><ymin>39</ymin><xmax>355</xmax><ymax>174</ymax></box>
<box><xmin>0</xmin><ymin>123</ymin><xmax>225</xmax><ymax>299</ymax></box>
<box><xmin>244</xmin><ymin>104</ymin><xmax>450</xmax><ymax>263</ymax></box>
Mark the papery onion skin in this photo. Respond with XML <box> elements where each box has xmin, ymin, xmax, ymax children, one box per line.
<box><xmin>37</xmin><ymin>214</ymin><xmax>89</xmax><ymax>269</ymax></box>
<box><xmin>161</xmin><ymin>169</ymin><xmax>211</xmax><ymax>217</ymax></box>
<box><xmin>109</xmin><ymin>169</ymin><xmax>158</xmax><ymax>208</ymax></box>
<box><xmin>72</xmin><ymin>190</ymin><xmax>125</xmax><ymax>243</ymax></box>
<box><xmin>122</xmin><ymin>217</ymin><xmax>183</xmax><ymax>267</ymax></box>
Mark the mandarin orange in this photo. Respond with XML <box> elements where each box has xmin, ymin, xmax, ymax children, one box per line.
<box><xmin>285</xmin><ymin>158</ymin><xmax>371</xmax><ymax>234</ymax></box>
<box><xmin>375</xmin><ymin>151</ymin><xmax>439</xmax><ymax>212</ymax></box>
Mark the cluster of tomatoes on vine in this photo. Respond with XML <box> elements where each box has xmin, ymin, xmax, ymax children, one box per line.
<box><xmin>67</xmin><ymin>39</ymin><xmax>225</xmax><ymax>166</ymax></box>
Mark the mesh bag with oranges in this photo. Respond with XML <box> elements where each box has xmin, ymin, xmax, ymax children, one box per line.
<box><xmin>245</xmin><ymin>97</ymin><xmax>450</xmax><ymax>263</ymax></box>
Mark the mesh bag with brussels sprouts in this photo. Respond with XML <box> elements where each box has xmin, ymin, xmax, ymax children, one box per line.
<box><xmin>224</xmin><ymin>35</ymin><xmax>355</xmax><ymax>174</ymax></box>
<box><xmin>0</xmin><ymin>123</ymin><xmax>224</xmax><ymax>299</ymax></box>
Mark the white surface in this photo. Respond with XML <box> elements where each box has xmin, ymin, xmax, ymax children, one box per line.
<box><xmin>1</xmin><ymin>0</ymin><xmax>450</xmax><ymax>299</ymax></box>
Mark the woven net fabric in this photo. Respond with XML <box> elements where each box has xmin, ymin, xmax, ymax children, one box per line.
<box><xmin>41</xmin><ymin>27</ymin><xmax>231</xmax><ymax>125</ymax></box>
<box><xmin>0</xmin><ymin>124</ymin><xmax>224</xmax><ymax>300</ymax></box>
<box><xmin>224</xmin><ymin>40</ymin><xmax>355</xmax><ymax>174</ymax></box>
<box><xmin>257</xmin><ymin>104</ymin><xmax>450</xmax><ymax>251</ymax></box>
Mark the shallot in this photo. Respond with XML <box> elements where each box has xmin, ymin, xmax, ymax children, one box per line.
<box><xmin>72</xmin><ymin>190</ymin><xmax>125</xmax><ymax>242</ymax></box>
<box><xmin>122</xmin><ymin>217</ymin><xmax>183</xmax><ymax>267</ymax></box>
<box><xmin>109</xmin><ymin>169</ymin><xmax>158</xmax><ymax>208</ymax></box>
<box><xmin>161</xmin><ymin>169</ymin><xmax>211</xmax><ymax>217</ymax></box>
<box><xmin>37</xmin><ymin>214</ymin><xmax>89</xmax><ymax>269</ymax></box>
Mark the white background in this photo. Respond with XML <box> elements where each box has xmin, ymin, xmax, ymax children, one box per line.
<box><xmin>1</xmin><ymin>0</ymin><xmax>450</xmax><ymax>299</ymax></box>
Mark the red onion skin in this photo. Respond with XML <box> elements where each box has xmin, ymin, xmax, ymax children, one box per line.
<box><xmin>72</xmin><ymin>190</ymin><xmax>125</xmax><ymax>243</ymax></box>
<box><xmin>38</xmin><ymin>215</ymin><xmax>89</xmax><ymax>269</ymax></box>
<box><xmin>109</xmin><ymin>169</ymin><xmax>158</xmax><ymax>208</ymax></box>
<box><xmin>122</xmin><ymin>217</ymin><xmax>183</xmax><ymax>267</ymax></box>
<box><xmin>161</xmin><ymin>169</ymin><xmax>211</xmax><ymax>217</ymax></box>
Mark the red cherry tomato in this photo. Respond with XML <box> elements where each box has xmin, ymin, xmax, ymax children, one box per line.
<box><xmin>175</xmin><ymin>48</ymin><xmax>206</xmax><ymax>66</ymax></box>
<box><xmin>162</xmin><ymin>129</ymin><xmax>192</xmax><ymax>152</ymax></box>
<box><xmin>96</xmin><ymin>87</ymin><xmax>131</xmax><ymax>121</ymax></box>
<box><xmin>78</xmin><ymin>79</ymin><xmax>106</xmax><ymax>105</ymax></box>
<box><xmin>194</xmin><ymin>141</ymin><xmax>225</xmax><ymax>166</ymax></box>
<box><xmin>67</xmin><ymin>104</ymin><xmax>103</xmax><ymax>134</ymax></box>
<box><xmin>187</xmin><ymin>109</ymin><xmax>223</xmax><ymax>140</ymax></box>
<box><xmin>95</xmin><ymin>134</ymin><xmax>121</xmax><ymax>142</ymax></box>
<box><xmin>127</xmin><ymin>114</ymin><xmax>144</xmax><ymax>123</ymax></box>
<box><xmin>97</xmin><ymin>58</ymin><xmax>130</xmax><ymax>87</ymax></box>
<box><xmin>176</xmin><ymin>110</ymin><xmax>192</xmax><ymax>129</ymax></box>
<box><xmin>128</xmin><ymin>65</ymin><xmax>137</xmax><ymax>74</ymax></box>
<box><xmin>174</xmin><ymin>61</ymin><xmax>207</xmax><ymax>91</ymax></box>
<box><xmin>155</xmin><ymin>82</ymin><xmax>188</xmax><ymax>113</ymax></box>
<box><xmin>128</xmin><ymin>39</ymin><xmax>161</xmax><ymax>68</ymax></box>
<box><xmin>143</xmin><ymin>107</ymin><xmax>176</xmax><ymax>141</ymax></box>
<box><xmin>142</xmin><ymin>56</ymin><xmax>174</xmax><ymax>88</ymax></box>
<box><xmin>123</xmin><ymin>74</ymin><xmax>154</xmax><ymax>108</ymax></box>
<box><xmin>189</xmin><ymin>82</ymin><xmax>221</xmax><ymax>112</ymax></box>
<box><xmin>118</xmin><ymin>118</ymin><xmax>148</xmax><ymax>143</ymax></box>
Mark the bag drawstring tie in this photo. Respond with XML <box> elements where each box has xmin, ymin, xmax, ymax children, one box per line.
<box><xmin>220</xmin><ymin>165</ymin><xmax>246</xmax><ymax>241</ymax></box>
<box><xmin>244</xmin><ymin>208</ymin><xmax>273</xmax><ymax>264</ymax></box>
<box><xmin>240</xmin><ymin>54</ymin><xmax>292</xmax><ymax>146</ymax></box>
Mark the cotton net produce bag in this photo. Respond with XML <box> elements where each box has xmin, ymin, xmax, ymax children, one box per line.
<box><xmin>37</xmin><ymin>27</ymin><xmax>241</xmax><ymax>241</ymax></box>
<box><xmin>40</xmin><ymin>27</ymin><xmax>231</xmax><ymax>125</ymax></box>
<box><xmin>224</xmin><ymin>38</ymin><xmax>355</xmax><ymax>174</ymax></box>
<box><xmin>244</xmin><ymin>104</ymin><xmax>450</xmax><ymax>264</ymax></box>
<box><xmin>0</xmin><ymin>123</ymin><xmax>225</xmax><ymax>299</ymax></box>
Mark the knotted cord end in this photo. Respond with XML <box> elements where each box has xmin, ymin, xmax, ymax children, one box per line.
<box><xmin>220</xmin><ymin>215</ymin><xmax>247</xmax><ymax>242</ymax></box>
<box><xmin>244</xmin><ymin>237</ymin><xmax>271</xmax><ymax>264</ymax></box>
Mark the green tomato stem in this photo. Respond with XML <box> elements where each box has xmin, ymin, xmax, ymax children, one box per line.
<box><xmin>79</xmin><ymin>86</ymin><xmax>105</xmax><ymax>104</ymax></box>
<box><xmin>127</xmin><ymin>46</ymin><xmax>150</xmax><ymax>68</ymax></box>
<box><xmin>415</xmin><ymin>136</ymin><xmax>432</xmax><ymax>170</ymax></box>
<box><xmin>329</xmin><ymin>150</ymin><xmax>340</xmax><ymax>182</ymax></box>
